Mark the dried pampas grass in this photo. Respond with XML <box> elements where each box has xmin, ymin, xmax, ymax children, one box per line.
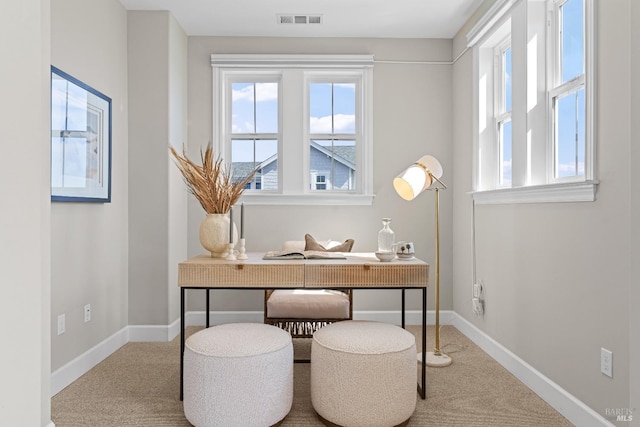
<box><xmin>170</xmin><ymin>144</ymin><xmax>256</xmax><ymax>214</ymax></box>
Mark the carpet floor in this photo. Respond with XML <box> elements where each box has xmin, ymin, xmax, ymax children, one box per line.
<box><xmin>51</xmin><ymin>325</ymin><xmax>573</xmax><ymax>426</ymax></box>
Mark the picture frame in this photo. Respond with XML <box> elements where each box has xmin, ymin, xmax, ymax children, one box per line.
<box><xmin>51</xmin><ymin>66</ymin><xmax>112</xmax><ymax>202</ymax></box>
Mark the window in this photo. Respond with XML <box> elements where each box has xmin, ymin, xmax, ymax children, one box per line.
<box><xmin>231</xmin><ymin>81</ymin><xmax>279</xmax><ymax>190</ymax></box>
<box><xmin>309</xmin><ymin>82</ymin><xmax>356</xmax><ymax>191</ymax></box>
<box><xmin>313</xmin><ymin>174</ymin><xmax>327</xmax><ymax>190</ymax></box>
<box><xmin>550</xmin><ymin>0</ymin><xmax>586</xmax><ymax>181</ymax></box>
<box><xmin>212</xmin><ymin>55</ymin><xmax>374</xmax><ymax>205</ymax></box>
<box><xmin>468</xmin><ymin>0</ymin><xmax>596</xmax><ymax>204</ymax></box>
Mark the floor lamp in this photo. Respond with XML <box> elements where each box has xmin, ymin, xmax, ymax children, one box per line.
<box><xmin>393</xmin><ymin>155</ymin><xmax>452</xmax><ymax>368</ymax></box>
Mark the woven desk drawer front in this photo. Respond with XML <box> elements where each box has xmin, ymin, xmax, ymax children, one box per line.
<box><xmin>304</xmin><ymin>264</ymin><xmax>428</xmax><ymax>288</ymax></box>
<box><xmin>179</xmin><ymin>263</ymin><xmax>304</xmax><ymax>288</ymax></box>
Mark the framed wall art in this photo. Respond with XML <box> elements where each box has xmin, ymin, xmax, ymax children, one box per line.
<box><xmin>51</xmin><ymin>66</ymin><xmax>112</xmax><ymax>202</ymax></box>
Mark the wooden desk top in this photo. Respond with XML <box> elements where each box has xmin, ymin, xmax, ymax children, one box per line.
<box><xmin>178</xmin><ymin>252</ymin><xmax>429</xmax><ymax>289</ymax></box>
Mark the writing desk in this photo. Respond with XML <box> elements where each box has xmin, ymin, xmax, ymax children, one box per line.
<box><xmin>178</xmin><ymin>252</ymin><xmax>429</xmax><ymax>400</ymax></box>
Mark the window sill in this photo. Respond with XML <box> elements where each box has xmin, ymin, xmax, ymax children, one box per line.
<box><xmin>240</xmin><ymin>193</ymin><xmax>375</xmax><ymax>206</ymax></box>
<box><xmin>470</xmin><ymin>181</ymin><xmax>599</xmax><ymax>205</ymax></box>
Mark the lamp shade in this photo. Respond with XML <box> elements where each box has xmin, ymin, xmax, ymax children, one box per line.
<box><xmin>393</xmin><ymin>155</ymin><xmax>443</xmax><ymax>201</ymax></box>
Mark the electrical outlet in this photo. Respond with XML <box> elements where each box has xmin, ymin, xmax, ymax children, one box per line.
<box><xmin>473</xmin><ymin>283</ymin><xmax>482</xmax><ymax>298</ymax></box>
<box><xmin>472</xmin><ymin>282</ymin><xmax>485</xmax><ymax>316</ymax></box>
<box><xmin>57</xmin><ymin>314</ymin><xmax>65</xmax><ymax>335</ymax></box>
<box><xmin>472</xmin><ymin>297</ymin><xmax>484</xmax><ymax>315</ymax></box>
<box><xmin>84</xmin><ymin>304</ymin><xmax>91</xmax><ymax>323</ymax></box>
<box><xmin>601</xmin><ymin>348</ymin><xmax>613</xmax><ymax>377</ymax></box>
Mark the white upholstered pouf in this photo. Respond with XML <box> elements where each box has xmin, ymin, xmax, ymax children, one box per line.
<box><xmin>183</xmin><ymin>323</ymin><xmax>293</xmax><ymax>427</ymax></box>
<box><xmin>311</xmin><ymin>321</ymin><xmax>417</xmax><ymax>427</ymax></box>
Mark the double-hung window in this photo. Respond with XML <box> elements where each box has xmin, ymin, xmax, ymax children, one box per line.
<box><xmin>230</xmin><ymin>80</ymin><xmax>279</xmax><ymax>190</ymax></box>
<box><xmin>549</xmin><ymin>0</ymin><xmax>588</xmax><ymax>181</ymax></box>
<box><xmin>308</xmin><ymin>80</ymin><xmax>356</xmax><ymax>191</ymax></box>
<box><xmin>468</xmin><ymin>0</ymin><xmax>595</xmax><ymax>204</ymax></box>
<box><xmin>212</xmin><ymin>55</ymin><xmax>374</xmax><ymax>205</ymax></box>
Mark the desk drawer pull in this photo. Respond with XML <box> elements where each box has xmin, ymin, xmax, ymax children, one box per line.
<box><xmin>237</xmin><ymin>264</ymin><xmax>244</xmax><ymax>270</ymax></box>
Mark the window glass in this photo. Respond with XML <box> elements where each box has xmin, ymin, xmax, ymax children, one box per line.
<box><xmin>555</xmin><ymin>88</ymin><xmax>585</xmax><ymax>178</ymax></box>
<box><xmin>309</xmin><ymin>83</ymin><xmax>356</xmax><ymax>191</ymax></box>
<box><xmin>554</xmin><ymin>0</ymin><xmax>586</xmax><ymax>180</ymax></box>
<box><xmin>231</xmin><ymin>82</ymin><xmax>278</xmax><ymax>189</ymax></box>
<box><xmin>561</xmin><ymin>0</ymin><xmax>584</xmax><ymax>83</ymax></box>
<box><xmin>231</xmin><ymin>138</ymin><xmax>278</xmax><ymax>189</ymax></box>
<box><xmin>504</xmin><ymin>48</ymin><xmax>512</xmax><ymax>112</ymax></box>
<box><xmin>315</xmin><ymin>175</ymin><xmax>327</xmax><ymax>190</ymax></box>
<box><xmin>310</xmin><ymin>139</ymin><xmax>356</xmax><ymax>191</ymax></box>
<box><xmin>310</xmin><ymin>83</ymin><xmax>355</xmax><ymax>134</ymax></box>
<box><xmin>232</xmin><ymin>82</ymin><xmax>278</xmax><ymax>133</ymax></box>
<box><xmin>497</xmin><ymin>45</ymin><xmax>512</xmax><ymax>187</ymax></box>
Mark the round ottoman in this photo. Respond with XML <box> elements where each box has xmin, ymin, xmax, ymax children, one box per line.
<box><xmin>311</xmin><ymin>321</ymin><xmax>417</xmax><ymax>427</ymax></box>
<box><xmin>183</xmin><ymin>323</ymin><xmax>293</xmax><ymax>427</ymax></box>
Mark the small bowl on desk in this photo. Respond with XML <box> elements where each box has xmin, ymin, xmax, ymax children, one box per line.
<box><xmin>375</xmin><ymin>251</ymin><xmax>396</xmax><ymax>262</ymax></box>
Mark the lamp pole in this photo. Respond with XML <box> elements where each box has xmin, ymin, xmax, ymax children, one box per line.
<box><xmin>426</xmin><ymin>178</ymin><xmax>451</xmax><ymax>367</ymax></box>
<box><xmin>434</xmin><ymin>187</ymin><xmax>441</xmax><ymax>355</ymax></box>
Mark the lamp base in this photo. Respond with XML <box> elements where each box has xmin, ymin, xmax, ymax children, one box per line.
<box><xmin>417</xmin><ymin>351</ymin><xmax>452</xmax><ymax>367</ymax></box>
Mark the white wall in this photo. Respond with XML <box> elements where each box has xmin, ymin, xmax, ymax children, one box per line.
<box><xmin>630</xmin><ymin>0</ymin><xmax>640</xmax><ymax>422</ymax></box>
<box><xmin>50</xmin><ymin>0</ymin><xmax>129</xmax><ymax>371</ymax></box>
<box><xmin>127</xmin><ymin>11</ymin><xmax>188</xmax><ymax>327</ymax></box>
<box><xmin>0</xmin><ymin>1</ymin><xmax>52</xmax><ymax>425</ymax></box>
<box><xmin>187</xmin><ymin>37</ymin><xmax>454</xmax><ymax>313</ymax></box>
<box><xmin>452</xmin><ymin>0</ymin><xmax>633</xmax><ymax>418</ymax></box>
<box><xmin>168</xmin><ymin>14</ymin><xmax>189</xmax><ymax>327</ymax></box>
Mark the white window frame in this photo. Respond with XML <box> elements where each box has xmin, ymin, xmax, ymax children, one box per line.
<box><xmin>467</xmin><ymin>0</ymin><xmax>597</xmax><ymax>205</ymax></box>
<box><xmin>211</xmin><ymin>54</ymin><xmax>374</xmax><ymax>206</ymax></box>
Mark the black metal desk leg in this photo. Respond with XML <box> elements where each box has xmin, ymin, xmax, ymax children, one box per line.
<box><xmin>401</xmin><ymin>289</ymin><xmax>406</xmax><ymax>329</ymax></box>
<box><xmin>180</xmin><ymin>287</ymin><xmax>185</xmax><ymax>401</ymax></box>
<box><xmin>421</xmin><ymin>287</ymin><xmax>427</xmax><ymax>399</ymax></box>
<box><xmin>205</xmin><ymin>289</ymin><xmax>210</xmax><ymax>328</ymax></box>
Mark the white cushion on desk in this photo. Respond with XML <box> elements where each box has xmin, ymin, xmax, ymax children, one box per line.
<box><xmin>267</xmin><ymin>289</ymin><xmax>350</xmax><ymax>319</ymax></box>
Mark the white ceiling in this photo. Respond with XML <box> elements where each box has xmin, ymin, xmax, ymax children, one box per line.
<box><xmin>118</xmin><ymin>0</ymin><xmax>484</xmax><ymax>39</ymax></box>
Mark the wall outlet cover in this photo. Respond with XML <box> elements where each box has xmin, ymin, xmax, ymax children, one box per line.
<box><xmin>601</xmin><ymin>348</ymin><xmax>613</xmax><ymax>377</ymax></box>
<box><xmin>84</xmin><ymin>304</ymin><xmax>91</xmax><ymax>323</ymax></box>
<box><xmin>57</xmin><ymin>314</ymin><xmax>65</xmax><ymax>335</ymax></box>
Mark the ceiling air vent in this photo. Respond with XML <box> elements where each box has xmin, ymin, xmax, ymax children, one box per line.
<box><xmin>278</xmin><ymin>14</ymin><xmax>323</xmax><ymax>25</ymax></box>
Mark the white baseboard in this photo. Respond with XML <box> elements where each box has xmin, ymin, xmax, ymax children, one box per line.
<box><xmin>51</xmin><ymin>326</ymin><xmax>129</xmax><ymax>396</ymax></box>
<box><xmin>50</xmin><ymin>309</ymin><xmax>613</xmax><ymax>427</ymax></box>
<box><xmin>128</xmin><ymin>317</ymin><xmax>182</xmax><ymax>342</ymax></box>
<box><xmin>450</xmin><ymin>313</ymin><xmax>614</xmax><ymax>427</ymax></box>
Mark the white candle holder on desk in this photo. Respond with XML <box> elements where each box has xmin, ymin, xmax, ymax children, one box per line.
<box><xmin>225</xmin><ymin>242</ymin><xmax>237</xmax><ymax>260</ymax></box>
<box><xmin>237</xmin><ymin>238</ymin><xmax>248</xmax><ymax>260</ymax></box>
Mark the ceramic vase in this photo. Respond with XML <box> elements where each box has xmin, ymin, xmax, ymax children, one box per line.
<box><xmin>199</xmin><ymin>213</ymin><xmax>238</xmax><ymax>257</ymax></box>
